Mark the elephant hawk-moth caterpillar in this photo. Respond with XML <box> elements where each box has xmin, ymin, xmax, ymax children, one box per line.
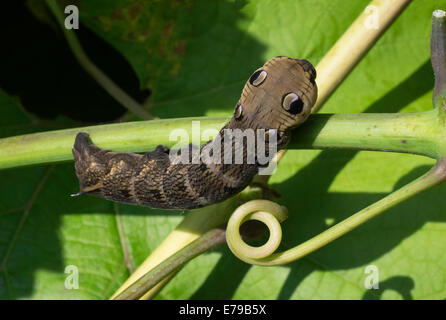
<box><xmin>72</xmin><ymin>57</ymin><xmax>318</xmax><ymax>209</ymax></box>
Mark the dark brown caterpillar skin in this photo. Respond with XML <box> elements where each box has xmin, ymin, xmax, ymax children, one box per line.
<box><xmin>72</xmin><ymin>57</ymin><xmax>318</xmax><ymax>209</ymax></box>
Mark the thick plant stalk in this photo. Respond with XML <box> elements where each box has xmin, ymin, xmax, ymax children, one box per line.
<box><xmin>432</xmin><ymin>10</ymin><xmax>446</xmax><ymax>106</ymax></box>
<box><xmin>313</xmin><ymin>0</ymin><xmax>412</xmax><ymax>112</ymax></box>
<box><xmin>290</xmin><ymin>110</ymin><xmax>443</xmax><ymax>159</ymax></box>
<box><xmin>0</xmin><ymin>111</ymin><xmax>442</xmax><ymax>170</ymax></box>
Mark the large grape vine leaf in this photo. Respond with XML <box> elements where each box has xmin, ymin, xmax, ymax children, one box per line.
<box><xmin>1</xmin><ymin>0</ymin><xmax>446</xmax><ymax>299</ymax></box>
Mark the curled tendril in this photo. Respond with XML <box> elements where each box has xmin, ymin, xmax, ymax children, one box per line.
<box><xmin>226</xmin><ymin>200</ymin><xmax>288</xmax><ymax>264</ymax></box>
<box><xmin>227</xmin><ymin>155</ymin><xmax>446</xmax><ymax>267</ymax></box>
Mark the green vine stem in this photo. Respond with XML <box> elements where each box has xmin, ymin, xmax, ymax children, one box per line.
<box><xmin>0</xmin><ymin>117</ymin><xmax>225</xmax><ymax>170</ymax></box>
<box><xmin>45</xmin><ymin>0</ymin><xmax>154</xmax><ymax>120</ymax></box>
<box><xmin>291</xmin><ymin>109</ymin><xmax>444</xmax><ymax>159</ymax></box>
<box><xmin>0</xmin><ymin>109</ymin><xmax>444</xmax><ymax>170</ymax></box>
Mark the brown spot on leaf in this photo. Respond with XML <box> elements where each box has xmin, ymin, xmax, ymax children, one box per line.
<box><xmin>174</xmin><ymin>41</ymin><xmax>186</xmax><ymax>56</ymax></box>
<box><xmin>112</xmin><ymin>9</ymin><xmax>124</xmax><ymax>20</ymax></box>
<box><xmin>162</xmin><ymin>22</ymin><xmax>173</xmax><ymax>40</ymax></box>
<box><xmin>129</xmin><ymin>2</ymin><xmax>144</xmax><ymax>20</ymax></box>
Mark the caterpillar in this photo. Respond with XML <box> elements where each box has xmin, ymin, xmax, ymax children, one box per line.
<box><xmin>72</xmin><ymin>56</ymin><xmax>318</xmax><ymax>209</ymax></box>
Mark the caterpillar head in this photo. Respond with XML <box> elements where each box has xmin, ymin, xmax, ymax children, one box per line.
<box><xmin>233</xmin><ymin>56</ymin><xmax>318</xmax><ymax>134</ymax></box>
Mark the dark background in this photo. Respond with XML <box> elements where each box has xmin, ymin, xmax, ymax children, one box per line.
<box><xmin>0</xmin><ymin>0</ymin><xmax>150</xmax><ymax>123</ymax></box>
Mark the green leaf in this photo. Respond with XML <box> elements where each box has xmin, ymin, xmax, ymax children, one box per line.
<box><xmin>2</xmin><ymin>0</ymin><xmax>446</xmax><ymax>300</ymax></box>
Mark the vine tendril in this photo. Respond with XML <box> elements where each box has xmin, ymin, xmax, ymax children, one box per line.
<box><xmin>226</xmin><ymin>200</ymin><xmax>288</xmax><ymax>262</ymax></box>
<box><xmin>227</xmin><ymin>157</ymin><xmax>446</xmax><ymax>266</ymax></box>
